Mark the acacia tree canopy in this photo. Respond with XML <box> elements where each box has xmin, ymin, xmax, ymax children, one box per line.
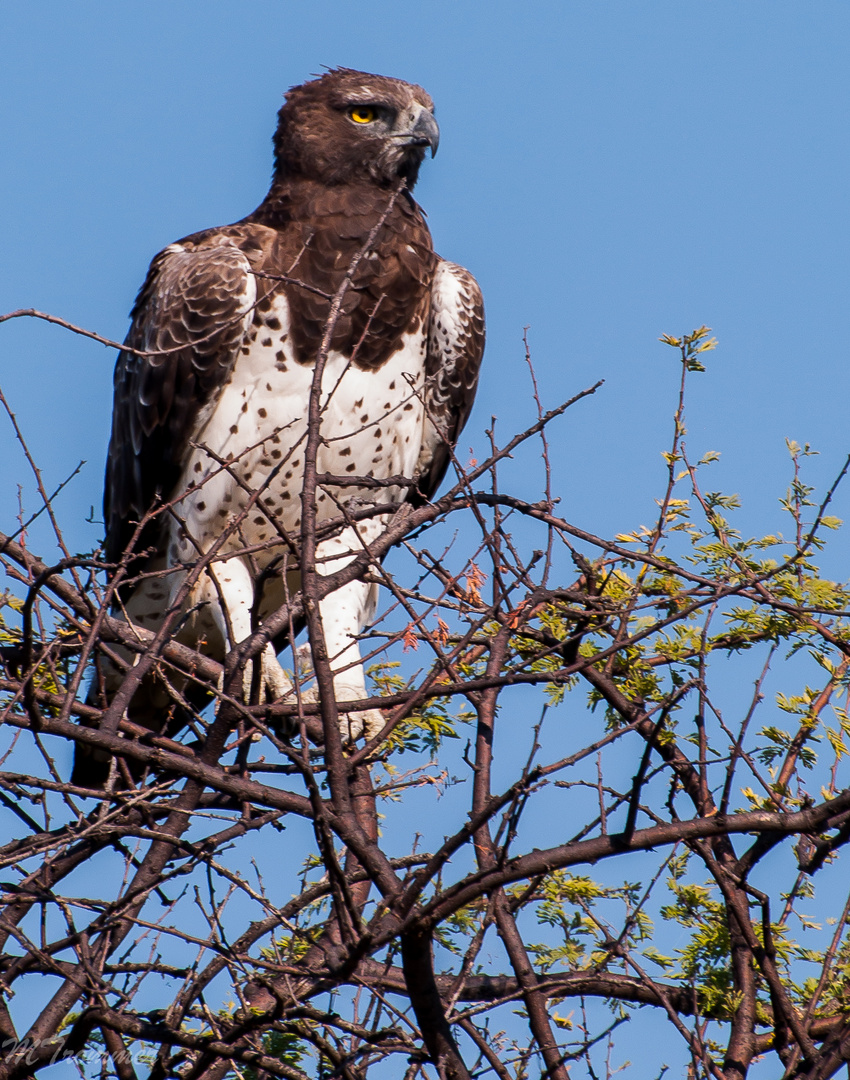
<box><xmin>2</xmin><ymin>318</ymin><xmax>850</xmax><ymax>1080</ymax></box>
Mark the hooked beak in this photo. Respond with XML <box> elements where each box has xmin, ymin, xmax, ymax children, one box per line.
<box><xmin>402</xmin><ymin>106</ymin><xmax>440</xmax><ymax>157</ymax></box>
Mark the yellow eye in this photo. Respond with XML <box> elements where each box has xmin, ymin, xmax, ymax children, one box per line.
<box><xmin>349</xmin><ymin>106</ymin><xmax>376</xmax><ymax>124</ymax></box>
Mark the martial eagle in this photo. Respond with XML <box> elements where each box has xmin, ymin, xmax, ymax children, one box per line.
<box><xmin>73</xmin><ymin>69</ymin><xmax>485</xmax><ymax>786</ymax></box>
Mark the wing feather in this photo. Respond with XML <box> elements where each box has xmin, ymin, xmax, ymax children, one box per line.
<box><xmin>104</xmin><ymin>234</ymin><xmax>258</xmax><ymax>564</ymax></box>
<box><xmin>412</xmin><ymin>260</ymin><xmax>485</xmax><ymax>503</ymax></box>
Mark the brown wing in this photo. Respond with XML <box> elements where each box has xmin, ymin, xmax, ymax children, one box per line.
<box><xmin>104</xmin><ymin>229</ymin><xmax>265</xmax><ymax>565</ymax></box>
<box><xmin>411</xmin><ymin>260</ymin><xmax>485</xmax><ymax>504</ymax></box>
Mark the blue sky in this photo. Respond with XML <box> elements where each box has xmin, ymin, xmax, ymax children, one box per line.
<box><xmin>3</xmin><ymin>2</ymin><xmax>850</xmax><ymax>565</ymax></box>
<box><xmin>3</xmin><ymin>4</ymin><xmax>850</xmax><ymax>1075</ymax></box>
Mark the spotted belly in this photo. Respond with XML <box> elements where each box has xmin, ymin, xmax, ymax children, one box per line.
<box><xmin>170</xmin><ymin>294</ymin><xmax>427</xmax><ymax>568</ymax></box>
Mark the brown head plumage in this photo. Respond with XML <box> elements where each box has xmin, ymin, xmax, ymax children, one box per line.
<box><xmin>272</xmin><ymin>68</ymin><xmax>439</xmax><ymax>188</ymax></box>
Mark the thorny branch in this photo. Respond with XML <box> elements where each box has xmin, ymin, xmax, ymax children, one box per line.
<box><xmin>2</xmin><ymin>314</ymin><xmax>850</xmax><ymax>1078</ymax></box>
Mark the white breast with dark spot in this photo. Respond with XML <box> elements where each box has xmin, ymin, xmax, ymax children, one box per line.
<box><xmin>173</xmin><ymin>292</ymin><xmax>427</xmax><ymax>566</ymax></box>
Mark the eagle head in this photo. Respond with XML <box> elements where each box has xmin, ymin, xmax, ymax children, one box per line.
<box><xmin>272</xmin><ymin>68</ymin><xmax>439</xmax><ymax>188</ymax></box>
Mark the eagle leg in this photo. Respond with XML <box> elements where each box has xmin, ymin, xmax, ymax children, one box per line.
<box><xmin>335</xmin><ymin>696</ymin><xmax>386</xmax><ymax>744</ymax></box>
<box><xmin>257</xmin><ymin>642</ymin><xmax>294</xmax><ymax>702</ymax></box>
<box><xmin>194</xmin><ymin>560</ymin><xmax>294</xmax><ymax>709</ymax></box>
<box><xmin>311</xmin><ymin>527</ymin><xmax>386</xmax><ymax>745</ymax></box>
<box><xmin>230</xmin><ymin>642</ymin><xmax>293</xmax><ymax>708</ymax></box>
